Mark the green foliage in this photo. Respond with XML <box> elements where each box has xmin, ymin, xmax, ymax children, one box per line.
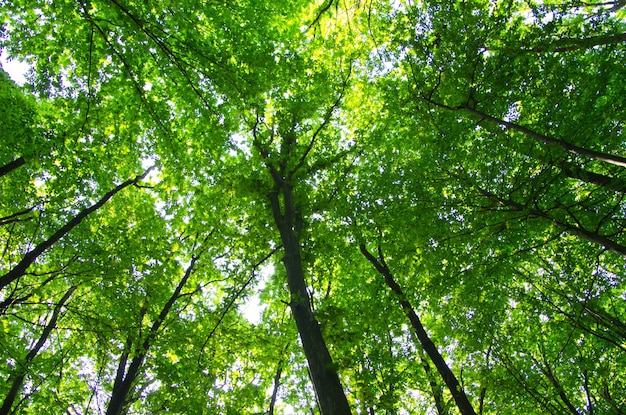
<box><xmin>0</xmin><ymin>0</ymin><xmax>624</xmax><ymax>413</ymax></box>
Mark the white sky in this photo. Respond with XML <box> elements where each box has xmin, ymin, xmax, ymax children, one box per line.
<box><xmin>1</xmin><ymin>52</ymin><xmax>29</xmax><ymax>85</ymax></box>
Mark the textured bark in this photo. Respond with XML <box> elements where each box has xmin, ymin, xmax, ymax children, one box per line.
<box><xmin>360</xmin><ymin>244</ymin><xmax>477</xmax><ymax>415</ymax></box>
<box><xmin>0</xmin><ymin>167</ymin><xmax>154</xmax><ymax>291</ymax></box>
<box><xmin>0</xmin><ymin>157</ymin><xmax>26</xmax><ymax>178</ymax></box>
<box><xmin>0</xmin><ymin>285</ymin><xmax>76</xmax><ymax>415</ymax></box>
<box><xmin>268</xmin><ymin>181</ymin><xmax>351</xmax><ymax>415</ymax></box>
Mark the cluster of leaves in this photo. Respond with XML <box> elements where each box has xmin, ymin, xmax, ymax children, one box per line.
<box><xmin>1</xmin><ymin>0</ymin><xmax>624</xmax><ymax>414</ymax></box>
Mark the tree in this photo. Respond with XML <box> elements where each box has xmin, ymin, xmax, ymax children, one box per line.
<box><xmin>0</xmin><ymin>0</ymin><xmax>624</xmax><ymax>413</ymax></box>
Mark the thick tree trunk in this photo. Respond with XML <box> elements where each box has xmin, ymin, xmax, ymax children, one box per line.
<box><xmin>105</xmin><ymin>256</ymin><xmax>198</xmax><ymax>415</ymax></box>
<box><xmin>0</xmin><ymin>285</ymin><xmax>76</xmax><ymax>415</ymax></box>
<box><xmin>360</xmin><ymin>244</ymin><xmax>477</xmax><ymax>415</ymax></box>
<box><xmin>0</xmin><ymin>157</ymin><xmax>26</xmax><ymax>179</ymax></box>
<box><xmin>0</xmin><ymin>167</ymin><xmax>153</xmax><ymax>291</ymax></box>
<box><xmin>269</xmin><ymin>182</ymin><xmax>352</xmax><ymax>415</ymax></box>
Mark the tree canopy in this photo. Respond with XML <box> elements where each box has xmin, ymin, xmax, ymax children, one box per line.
<box><xmin>1</xmin><ymin>0</ymin><xmax>625</xmax><ymax>414</ymax></box>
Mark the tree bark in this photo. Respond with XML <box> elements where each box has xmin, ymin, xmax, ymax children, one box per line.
<box><xmin>360</xmin><ymin>244</ymin><xmax>477</xmax><ymax>415</ymax></box>
<box><xmin>0</xmin><ymin>167</ymin><xmax>154</xmax><ymax>291</ymax></box>
<box><xmin>105</xmin><ymin>256</ymin><xmax>198</xmax><ymax>415</ymax></box>
<box><xmin>0</xmin><ymin>157</ymin><xmax>26</xmax><ymax>179</ymax></box>
<box><xmin>0</xmin><ymin>285</ymin><xmax>76</xmax><ymax>415</ymax></box>
<box><xmin>268</xmin><ymin>180</ymin><xmax>352</xmax><ymax>415</ymax></box>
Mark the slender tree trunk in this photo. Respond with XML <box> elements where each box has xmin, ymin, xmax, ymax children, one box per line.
<box><xmin>418</xmin><ymin>352</ymin><xmax>448</xmax><ymax>415</ymax></box>
<box><xmin>360</xmin><ymin>244</ymin><xmax>477</xmax><ymax>415</ymax></box>
<box><xmin>0</xmin><ymin>285</ymin><xmax>76</xmax><ymax>415</ymax></box>
<box><xmin>268</xmin><ymin>180</ymin><xmax>352</xmax><ymax>415</ymax></box>
<box><xmin>105</xmin><ymin>256</ymin><xmax>198</xmax><ymax>415</ymax></box>
<box><xmin>0</xmin><ymin>157</ymin><xmax>26</xmax><ymax>179</ymax></box>
<box><xmin>477</xmin><ymin>187</ymin><xmax>626</xmax><ymax>257</ymax></box>
<box><xmin>459</xmin><ymin>105</ymin><xmax>626</xmax><ymax>168</ymax></box>
<box><xmin>539</xmin><ymin>355</ymin><xmax>581</xmax><ymax>415</ymax></box>
<box><xmin>0</xmin><ymin>167</ymin><xmax>154</xmax><ymax>291</ymax></box>
<box><xmin>491</xmin><ymin>32</ymin><xmax>626</xmax><ymax>54</ymax></box>
<box><xmin>559</xmin><ymin>162</ymin><xmax>626</xmax><ymax>193</ymax></box>
<box><xmin>268</xmin><ymin>347</ymin><xmax>287</xmax><ymax>415</ymax></box>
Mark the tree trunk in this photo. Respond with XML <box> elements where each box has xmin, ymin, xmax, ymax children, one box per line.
<box><xmin>492</xmin><ymin>32</ymin><xmax>626</xmax><ymax>54</ymax></box>
<box><xmin>559</xmin><ymin>162</ymin><xmax>626</xmax><ymax>193</ymax></box>
<box><xmin>459</xmin><ymin>105</ymin><xmax>626</xmax><ymax>168</ymax></box>
<box><xmin>268</xmin><ymin>346</ymin><xmax>288</xmax><ymax>415</ymax></box>
<box><xmin>0</xmin><ymin>285</ymin><xmax>76</xmax><ymax>415</ymax></box>
<box><xmin>269</xmin><ymin>181</ymin><xmax>352</xmax><ymax>415</ymax></box>
<box><xmin>477</xmin><ymin>187</ymin><xmax>626</xmax><ymax>257</ymax></box>
<box><xmin>0</xmin><ymin>157</ymin><xmax>26</xmax><ymax>179</ymax></box>
<box><xmin>105</xmin><ymin>256</ymin><xmax>198</xmax><ymax>415</ymax></box>
<box><xmin>418</xmin><ymin>352</ymin><xmax>448</xmax><ymax>415</ymax></box>
<box><xmin>0</xmin><ymin>167</ymin><xmax>154</xmax><ymax>291</ymax></box>
<box><xmin>360</xmin><ymin>244</ymin><xmax>477</xmax><ymax>415</ymax></box>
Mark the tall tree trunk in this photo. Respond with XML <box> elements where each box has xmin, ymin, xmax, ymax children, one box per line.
<box><xmin>105</xmin><ymin>256</ymin><xmax>198</xmax><ymax>415</ymax></box>
<box><xmin>268</xmin><ymin>180</ymin><xmax>352</xmax><ymax>415</ymax></box>
<box><xmin>360</xmin><ymin>244</ymin><xmax>477</xmax><ymax>415</ymax></box>
<box><xmin>0</xmin><ymin>157</ymin><xmax>26</xmax><ymax>179</ymax></box>
<box><xmin>0</xmin><ymin>167</ymin><xmax>154</xmax><ymax>291</ymax></box>
<box><xmin>0</xmin><ymin>285</ymin><xmax>76</xmax><ymax>415</ymax></box>
<box><xmin>418</xmin><ymin>352</ymin><xmax>448</xmax><ymax>415</ymax></box>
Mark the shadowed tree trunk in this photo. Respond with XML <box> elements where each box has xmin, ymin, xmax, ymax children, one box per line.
<box><xmin>268</xmin><ymin>179</ymin><xmax>352</xmax><ymax>415</ymax></box>
<box><xmin>251</xmin><ymin>77</ymin><xmax>352</xmax><ymax>414</ymax></box>
<box><xmin>268</xmin><ymin>344</ymin><xmax>289</xmax><ymax>415</ymax></box>
<box><xmin>0</xmin><ymin>157</ymin><xmax>26</xmax><ymax>179</ymax></box>
<box><xmin>0</xmin><ymin>285</ymin><xmax>77</xmax><ymax>415</ymax></box>
<box><xmin>418</xmin><ymin>352</ymin><xmax>448</xmax><ymax>415</ymax></box>
<box><xmin>0</xmin><ymin>167</ymin><xmax>154</xmax><ymax>291</ymax></box>
<box><xmin>105</xmin><ymin>255</ymin><xmax>198</xmax><ymax>415</ymax></box>
<box><xmin>360</xmin><ymin>244</ymin><xmax>477</xmax><ymax>415</ymax></box>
